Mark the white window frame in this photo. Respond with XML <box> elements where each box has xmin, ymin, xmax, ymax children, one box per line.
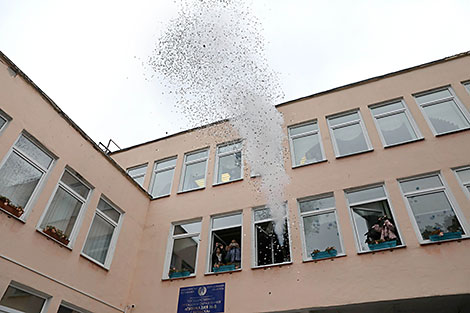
<box><xmin>413</xmin><ymin>86</ymin><xmax>470</xmax><ymax>136</ymax></box>
<box><xmin>37</xmin><ymin>168</ymin><xmax>93</xmax><ymax>248</ymax></box>
<box><xmin>288</xmin><ymin>120</ymin><xmax>326</xmax><ymax>168</ymax></box>
<box><xmin>345</xmin><ymin>184</ymin><xmax>405</xmax><ymax>253</ymax></box>
<box><xmin>149</xmin><ymin>156</ymin><xmax>177</xmax><ymax>199</ymax></box>
<box><xmin>298</xmin><ymin>193</ymin><xmax>345</xmax><ymax>261</ymax></box>
<box><xmin>163</xmin><ymin>219</ymin><xmax>202</xmax><ymax>279</ymax></box>
<box><xmin>369</xmin><ymin>98</ymin><xmax>423</xmax><ymax>147</ymax></box>
<box><xmin>58</xmin><ymin>301</ymin><xmax>92</xmax><ymax>313</ymax></box>
<box><xmin>0</xmin><ymin>282</ymin><xmax>51</xmax><ymax>313</ymax></box>
<box><xmin>206</xmin><ymin>211</ymin><xmax>243</xmax><ymax>273</ymax></box>
<box><xmin>326</xmin><ymin>109</ymin><xmax>373</xmax><ymax>158</ymax></box>
<box><xmin>179</xmin><ymin>148</ymin><xmax>209</xmax><ymax>192</ymax></box>
<box><xmin>454</xmin><ymin>165</ymin><xmax>470</xmax><ymax>200</ymax></box>
<box><xmin>0</xmin><ymin>109</ymin><xmax>11</xmax><ymax>135</ymax></box>
<box><xmin>463</xmin><ymin>81</ymin><xmax>470</xmax><ymax>94</ymax></box>
<box><xmin>213</xmin><ymin>141</ymin><xmax>243</xmax><ymax>185</ymax></box>
<box><xmin>81</xmin><ymin>196</ymin><xmax>124</xmax><ymax>269</ymax></box>
<box><xmin>252</xmin><ymin>206</ymin><xmax>292</xmax><ymax>268</ymax></box>
<box><xmin>126</xmin><ymin>163</ymin><xmax>148</xmax><ymax>188</ymax></box>
<box><xmin>398</xmin><ymin>172</ymin><xmax>469</xmax><ymax>243</ymax></box>
<box><xmin>0</xmin><ymin>133</ymin><xmax>55</xmax><ymax>220</ymax></box>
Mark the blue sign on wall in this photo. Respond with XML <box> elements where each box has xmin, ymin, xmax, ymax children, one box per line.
<box><xmin>177</xmin><ymin>283</ymin><xmax>225</xmax><ymax>313</ymax></box>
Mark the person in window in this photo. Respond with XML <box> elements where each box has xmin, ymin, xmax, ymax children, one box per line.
<box><xmin>212</xmin><ymin>247</ymin><xmax>225</xmax><ymax>269</ymax></box>
<box><xmin>365</xmin><ymin>215</ymin><xmax>397</xmax><ymax>244</ymax></box>
<box><xmin>225</xmin><ymin>239</ymin><xmax>241</xmax><ymax>268</ymax></box>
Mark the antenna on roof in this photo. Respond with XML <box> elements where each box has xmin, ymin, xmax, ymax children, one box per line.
<box><xmin>98</xmin><ymin>139</ymin><xmax>121</xmax><ymax>154</ymax></box>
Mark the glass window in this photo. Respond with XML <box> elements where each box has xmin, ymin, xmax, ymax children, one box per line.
<box><xmin>215</xmin><ymin>142</ymin><xmax>242</xmax><ymax>184</ymax></box>
<box><xmin>454</xmin><ymin>167</ymin><xmax>470</xmax><ymax>198</ymax></box>
<box><xmin>346</xmin><ymin>185</ymin><xmax>402</xmax><ymax>252</ymax></box>
<box><xmin>57</xmin><ymin>303</ymin><xmax>90</xmax><ymax>313</ymax></box>
<box><xmin>0</xmin><ymin>110</ymin><xmax>11</xmax><ymax>134</ymax></box>
<box><xmin>288</xmin><ymin>121</ymin><xmax>325</xmax><ymax>167</ymax></box>
<box><xmin>253</xmin><ymin>206</ymin><xmax>291</xmax><ymax>266</ymax></box>
<box><xmin>0</xmin><ymin>134</ymin><xmax>54</xmax><ymax>218</ymax></box>
<box><xmin>370</xmin><ymin>99</ymin><xmax>421</xmax><ymax>146</ymax></box>
<box><xmin>414</xmin><ymin>87</ymin><xmax>470</xmax><ymax>135</ymax></box>
<box><xmin>39</xmin><ymin>169</ymin><xmax>91</xmax><ymax>246</ymax></box>
<box><xmin>180</xmin><ymin>149</ymin><xmax>208</xmax><ymax>192</ymax></box>
<box><xmin>150</xmin><ymin>157</ymin><xmax>176</xmax><ymax>198</ymax></box>
<box><xmin>327</xmin><ymin>110</ymin><xmax>372</xmax><ymax>157</ymax></box>
<box><xmin>299</xmin><ymin>194</ymin><xmax>343</xmax><ymax>261</ymax></box>
<box><xmin>0</xmin><ymin>285</ymin><xmax>47</xmax><ymax>313</ymax></box>
<box><xmin>0</xmin><ymin>116</ymin><xmax>6</xmax><ymax>131</ymax></box>
<box><xmin>127</xmin><ymin>164</ymin><xmax>148</xmax><ymax>187</ymax></box>
<box><xmin>166</xmin><ymin>220</ymin><xmax>201</xmax><ymax>278</ymax></box>
<box><xmin>464</xmin><ymin>81</ymin><xmax>470</xmax><ymax>93</ymax></box>
<box><xmin>209</xmin><ymin>213</ymin><xmax>242</xmax><ymax>273</ymax></box>
<box><xmin>82</xmin><ymin>198</ymin><xmax>123</xmax><ymax>267</ymax></box>
<box><xmin>399</xmin><ymin>174</ymin><xmax>467</xmax><ymax>241</ymax></box>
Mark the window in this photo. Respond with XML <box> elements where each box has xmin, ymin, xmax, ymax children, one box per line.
<box><xmin>0</xmin><ymin>284</ymin><xmax>49</xmax><ymax>313</ymax></box>
<box><xmin>57</xmin><ymin>302</ymin><xmax>91</xmax><ymax>313</ymax></box>
<box><xmin>127</xmin><ymin>164</ymin><xmax>147</xmax><ymax>187</ymax></box>
<box><xmin>253</xmin><ymin>206</ymin><xmax>290</xmax><ymax>267</ymax></box>
<box><xmin>0</xmin><ymin>109</ymin><xmax>11</xmax><ymax>133</ymax></box>
<box><xmin>346</xmin><ymin>185</ymin><xmax>402</xmax><ymax>252</ymax></box>
<box><xmin>82</xmin><ymin>198</ymin><xmax>123</xmax><ymax>268</ymax></box>
<box><xmin>165</xmin><ymin>220</ymin><xmax>201</xmax><ymax>278</ymax></box>
<box><xmin>327</xmin><ymin>110</ymin><xmax>372</xmax><ymax>157</ymax></box>
<box><xmin>298</xmin><ymin>194</ymin><xmax>344</xmax><ymax>260</ymax></box>
<box><xmin>150</xmin><ymin>157</ymin><xmax>176</xmax><ymax>198</ymax></box>
<box><xmin>180</xmin><ymin>149</ymin><xmax>208</xmax><ymax>192</ymax></box>
<box><xmin>208</xmin><ymin>212</ymin><xmax>242</xmax><ymax>273</ymax></box>
<box><xmin>454</xmin><ymin>166</ymin><xmax>470</xmax><ymax>199</ymax></box>
<box><xmin>464</xmin><ymin>81</ymin><xmax>470</xmax><ymax>93</ymax></box>
<box><xmin>288</xmin><ymin>120</ymin><xmax>325</xmax><ymax>167</ymax></box>
<box><xmin>0</xmin><ymin>134</ymin><xmax>54</xmax><ymax>219</ymax></box>
<box><xmin>399</xmin><ymin>173</ymin><xmax>467</xmax><ymax>242</ymax></box>
<box><xmin>39</xmin><ymin>169</ymin><xmax>92</xmax><ymax>246</ymax></box>
<box><xmin>369</xmin><ymin>99</ymin><xmax>421</xmax><ymax>147</ymax></box>
<box><xmin>214</xmin><ymin>142</ymin><xmax>242</xmax><ymax>184</ymax></box>
<box><xmin>414</xmin><ymin>86</ymin><xmax>470</xmax><ymax>135</ymax></box>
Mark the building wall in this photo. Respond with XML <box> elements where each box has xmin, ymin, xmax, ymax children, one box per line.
<box><xmin>111</xmin><ymin>55</ymin><xmax>470</xmax><ymax>313</ymax></box>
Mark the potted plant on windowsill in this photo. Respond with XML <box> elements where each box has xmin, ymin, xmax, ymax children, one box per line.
<box><xmin>311</xmin><ymin>246</ymin><xmax>338</xmax><ymax>260</ymax></box>
<box><xmin>428</xmin><ymin>228</ymin><xmax>462</xmax><ymax>242</ymax></box>
<box><xmin>169</xmin><ymin>267</ymin><xmax>191</xmax><ymax>278</ymax></box>
<box><xmin>213</xmin><ymin>263</ymin><xmax>236</xmax><ymax>273</ymax></box>
<box><xmin>0</xmin><ymin>196</ymin><xmax>24</xmax><ymax>218</ymax></box>
<box><xmin>43</xmin><ymin>225</ymin><xmax>70</xmax><ymax>245</ymax></box>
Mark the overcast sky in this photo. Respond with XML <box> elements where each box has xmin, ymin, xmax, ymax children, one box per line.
<box><xmin>1</xmin><ymin>0</ymin><xmax>469</xmax><ymax>149</ymax></box>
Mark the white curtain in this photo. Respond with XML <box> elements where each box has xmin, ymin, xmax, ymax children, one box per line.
<box><xmin>83</xmin><ymin>214</ymin><xmax>114</xmax><ymax>264</ymax></box>
<box><xmin>40</xmin><ymin>187</ymin><xmax>81</xmax><ymax>236</ymax></box>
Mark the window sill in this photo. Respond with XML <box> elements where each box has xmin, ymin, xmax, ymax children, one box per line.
<box><xmin>36</xmin><ymin>229</ymin><xmax>72</xmax><ymax>250</ymax></box>
<box><xmin>434</xmin><ymin>127</ymin><xmax>470</xmax><ymax>137</ymax></box>
<box><xmin>212</xmin><ymin>178</ymin><xmax>243</xmax><ymax>187</ymax></box>
<box><xmin>0</xmin><ymin>208</ymin><xmax>26</xmax><ymax>223</ymax></box>
<box><xmin>383</xmin><ymin>137</ymin><xmax>424</xmax><ymax>149</ymax></box>
<box><xmin>303</xmin><ymin>253</ymin><xmax>346</xmax><ymax>263</ymax></box>
<box><xmin>80</xmin><ymin>253</ymin><xmax>109</xmax><ymax>271</ymax></box>
<box><xmin>419</xmin><ymin>235</ymin><xmax>470</xmax><ymax>246</ymax></box>
<box><xmin>162</xmin><ymin>274</ymin><xmax>196</xmax><ymax>281</ymax></box>
<box><xmin>151</xmin><ymin>193</ymin><xmax>171</xmax><ymax>200</ymax></box>
<box><xmin>177</xmin><ymin>186</ymin><xmax>205</xmax><ymax>195</ymax></box>
<box><xmin>292</xmin><ymin>159</ymin><xmax>327</xmax><ymax>169</ymax></box>
<box><xmin>205</xmin><ymin>268</ymin><xmax>242</xmax><ymax>276</ymax></box>
<box><xmin>335</xmin><ymin>148</ymin><xmax>374</xmax><ymax>159</ymax></box>
<box><xmin>357</xmin><ymin>244</ymin><xmax>406</xmax><ymax>255</ymax></box>
<box><xmin>251</xmin><ymin>261</ymin><xmax>292</xmax><ymax>270</ymax></box>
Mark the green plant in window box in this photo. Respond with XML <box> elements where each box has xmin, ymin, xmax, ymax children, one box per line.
<box><xmin>43</xmin><ymin>225</ymin><xmax>70</xmax><ymax>245</ymax></box>
<box><xmin>0</xmin><ymin>195</ymin><xmax>24</xmax><ymax>218</ymax></box>
<box><xmin>311</xmin><ymin>246</ymin><xmax>337</xmax><ymax>260</ymax></box>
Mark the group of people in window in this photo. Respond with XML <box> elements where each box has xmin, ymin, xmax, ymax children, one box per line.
<box><xmin>212</xmin><ymin>240</ymin><xmax>241</xmax><ymax>269</ymax></box>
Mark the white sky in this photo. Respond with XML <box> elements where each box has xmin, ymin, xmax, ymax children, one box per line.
<box><xmin>0</xmin><ymin>0</ymin><xmax>469</xmax><ymax>149</ymax></box>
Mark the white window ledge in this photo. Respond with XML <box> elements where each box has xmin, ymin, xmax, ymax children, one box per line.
<box><xmin>357</xmin><ymin>244</ymin><xmax>406</xmax><ymax>255</ymax></box>
<box><xmin>303</xmin><ymin>253</ymin><xmax>347</xmax><ymax>263</ymax></box>
<box><xmin>251</xmin><ymin>261</ymin><xmax>292</xmax><ymax>270</ymax></box>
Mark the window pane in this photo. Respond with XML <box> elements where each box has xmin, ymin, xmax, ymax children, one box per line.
<box><xmin>151</xmin><ymin>168</ymin><xmax>174</xmax><ymax>197</ymax></box>
<box><xmin>303</xmin><ymin>212</ymin><xmax>342</xmax><ymax>254</ymax></box>
<box><xmin>217</xmin><ymin>151</ymin><xmax>242</xmax><ymax>183</ymax></box>
<box><xmin>174</xmin><ymin>221</ymin><xmax>201</xmax><ymax>235</ymax></box>
<box><xmin>465</xmin><ymin>82</ymin><xmax>470</xmax><ymax>93</ymax></box>
<box><xmin>422</xmin><ymin>100</ymin><xmax>470</xmax><ymax>133</ymax></box>
<box><xmin>40</xmin><ymin>187</ymin><xmax>82</xmax><ymax>238</ymax></box>
<box><xmin>415</xmin><ymin>89</ymin><xmax>452</xmax><ymax>104</ymax></box>
<box><xmin>133</xmin><ymin>175</ymin><xmax>145</xmax><ymax>187</ymax></box>
<box><xmin>0</xmin><ymin>116</ymin><xmax>6</xmax><ymax>129</ymax></box>
<box><xmin>456</xmin><ymin>168</ymin><xmax>470</xmax><ymax>183</ymax></box>
<box><xmin>0</xmin><ymin>152</ymin><xmax>43</xmax><ymax>208</ymax></box>
<box><xmin>299</xmin><ymin>195</ymin><xmax>335</xmax><ymax>213</ymax></box>
<box><xmin>347</xmin><ymin>186</ymin><xmax>385</xmax><ymax>204</ymax></box>
<box><xmin>254</xmin><ymin>208</ymin><xmax>271</xmax><ymax>221</ymax></box>
<box><xmin>407</xmin><ymin>191</ymin><xmax>464</xmax><ymax>239</ymax></box>
<box><xmin>256</xmin><ymin>220</ymin><xmax>290</xmax><ymax>266</ymax></box>
<box><xmin>292</xmin><ymin>134</ymin><xmax>323</xmax><ymax>165</ymax></box>
<box><xmin>97</xmin><ymin>199</ymin><xmax>120</xmax><ymax>223</ymax></box>
<box><xmin>400</xmin><ymin>175</ymin><xmax>442</xmax><ymax>193</ymax></box>
<box><xmin>182</xmin><ymin>161</ymin><xmax>206</xmax><ymax>190</ymax></box>
<box><xmin>15</xmin><ymin>135</ymin><xmax>53</xmax><ymax>169</ymax></box>
<box><xmin>170</xmin><ymin>236</ymin><xmax>198</xmax><ymax>274</ymax></box>
<box><xmin>376</xmin><ymin>112</ymin><xmax>417</xmax><ymax>145</ymax></box>
<box><xmin>212</xmin><ymin>213</ymin><xmax>242</xmax><ymax>229</ymax></box>
<box><xmin>128</xmin><ymin>165</ymin><xmax>147</xmax><ymax>176</ymax></box>
<box><xmin>83</xmin><ymin>214</ymin><xmax>114</xmax><ymax>264</ymax></box>
<box><xmin>156</xmin><ymin>158</ymin><xmax>176</xmax><ymax>170</ymax></box>
<box><xmin>333</xmin><ymin>123</ymin><xmax>369</xmax><ymax>156</ymax></box>
<box><xmin>0</xmin><ymin>286</ymin><xmax>45</xmax><ymax>313</ymax></box>
<box><xmin>58</xmin><ymin>305</ymin><xmax>82</xmax><ymax>313</ymax></box>
<box><xmin>370</xmin><ymin>101</ymin><xmax>404</xmax><ymax>116</ymax></box>
<box><xmin>329</xmin><ymin>112</ymin><xmax>360</xmax><ymax>126</ymax></box>
<box><xmin>186</xmin><ymin>150</ymin><xmax>208</xmax><ymax>162</ymax></box>
<box><xmin>289</xmin><ymin>122</ymin><xmax>317</xmax><ymax>136</ymax></box>
<box><xmin>61</xmin><ymin>171</ymin><xmax>90</xmax><ymax>199</ymax></box>
<box><xmin>218</xmin><ymin>142</ymin><xmax>242</xmax><ymax>154</ymax></box>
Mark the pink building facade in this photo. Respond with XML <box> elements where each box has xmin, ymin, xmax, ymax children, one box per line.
<box><xmin>1</xmin><ymin>50</ymin><xmax>470</xmax><ymax>313</ymax></box>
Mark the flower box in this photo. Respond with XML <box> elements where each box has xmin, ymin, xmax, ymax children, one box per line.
<box><xmin>43</xmin><ymin>227</ymin><xmax>70</xmax><ymax>245</ymax></box>
<box><xmin>169</xmin><ymin>271</ymin><xmax>191</xmax><ymax>278</ymax></box>
<box><xmin>0</xmin><ymin>201</ymin><xmax>24</xmax><ymax>218</ymax></box>
<box><xmin>368</xmin><ymin>240</ymin><xmax>397</xmax><ymax>251</ymax></box>
<box><xmin>429</xmin><ymin>231</ymin><xmax>462</xmax><ymax>242</ymax></box>
<box><xmin>213</xmin><ymin>264</ymin><xmax>236</xmax><ymax>273</ymax></box>
<box><xmin>311</xmin><ymin>249</ymin><xmax>337</xmax><ymax>260</ymax></box>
